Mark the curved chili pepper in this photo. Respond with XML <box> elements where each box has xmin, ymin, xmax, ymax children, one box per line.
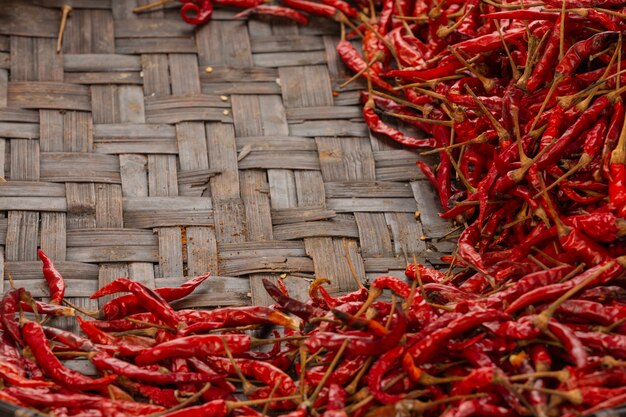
<box><xmin>368</xmin><ymin>345</ymin><xmax>406</xmax><ymax>404</ymax></box>
<box><xmin>37</xmin><ymin>249</ymin><xmax>66</xmax><ymax>305</ymax></box>
<box><xmin>1</xmin><ymin>288</ymin><xmax>25</xmax><ymax>347</ymax></box>
<box><xmin>209</xmin><ymin>356</ymin><xmax>297</xmax><ymax>395</ymax></box>
<box><xmin>180</xmin><ymin>305</ymin><xmax>299</xmax><ymax>329</ymax></box>
<box><xmin>180</xmin><ymin>0</ymin><xmax>213</xmax><ymax>25</ymax></box>
<box><xmin>90</xmin><ymin>278</ymin><xmax>180</xmax><ymax>328</ymax></box>
<box><xmin>22</xmin><ymin>321</ymin><xmax>118</xmax><ymax>390</ymax></box>
<box><xmin>234</xmin><ymin>5</ymin><xmax>309</xmax><ymax>25</ymax></box>
<box><xmin>281</xmin><ymin>0</ymin><xmax>337</xmax><ymax>17</ymax></box>
<box><xmin>96</xmin><ymin>272</ymin><xmax>210</xmax><ymax>320</ymax></box>
<box><xmin>90</xmin><ymin>352</ymin><xmax>224</xmax><ymax>384</ymax></box>
<box><xmin>263</xmin><ymin>278</ymin><xmax>325</xmax><ymax>320</ymax></box>
<box><xmin>77</xmin><ymin>316</ymin><xmax>154</xmax><ymax>356</ymax></box>
<box><xmin>363</xmin><ymin>98</ymin><xmax>437</xmax><ymax>148</ymax></box>
<box><xmin>4</xmin><ymin>387</ymin><xmax>165</xmax><ymax>415</ymax></box>
<box><xmin>134</xmin><ymin>334</ymin><xmax>251</xmax><ymax>366</ymax></box>
<box><xmin>403</xmin><ymin>309</ymin><xmax>509</xmax><ymax>378</ymax></box>
<box><xmin>405</xmin><ymin>263</ymin><xmax>446</xmax><ymax>283</ymax></box>
<box><xmin>525</xmin><ymin>16</ymin><xmax>562</xmax><ymax>92</ymax></box>
<box><xmin>305</xmin><ymin>307</ymin><xmax>406</xmax><ymax>356</ymax></box>
<box><xmin>319</xmin><ymin>0</ymin><xmax>357</xmax><ymax>18</ymax></box>
<box><xmin>506</xmin><ymin>261</ymin><xmax>623</xmax><ymax>314</ymax></box>
<box><xmin>159</xmin><ymin>399</ymin><xmax>228</xmax><ymax>417</ymax></box>
<box><xmin>556</xmin><ymin>31</ymin><xmax>619</xmax><ymax>76</ymax></box>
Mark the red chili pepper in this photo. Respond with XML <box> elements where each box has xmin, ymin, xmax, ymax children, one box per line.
<box><xmin>546</xmin><ymin>320</ymin><xmax>588</xmax><ymax>367</ymax></box>
<box><xmin>305</xmin><ymin>307</ymin><xmax>406</xmax><ymax>356</ymax></box>
<box><xmin>368</xmin><ymin>345</ymin><xmax>406</xmax><ymax>404</ymax></box>
<box><xmin>89</xmin><ymin>352</ymin><xmax>223</xmax><ymax>385</ymax></box>
<box><xmin>525</xmin><ymin>17</ymin><xmax>562</xmax><ymax>92</ymax></box>
<box><xmin>363</xmin><ymin>98</ymin><xmax>437</xmax><ymax>148</ymax></box>
<box><xmin>134</xmin><ymin>334</ymin><xmax>251</xmax><ymax>366</ymax></box>
<box><xmin>281</xmin><ymin>0</ymin><xmax>337</xmax><ymax>17</ymax></box>
<box><xmin>43</xmin><ymin>325</ymin><xmax>97</xmax><ymax>353</ymax></box>
<box><xmin>213</xmin><ymin>0</ymin><xmax>265</xmax><ymax>7</ymax></box>
<box><xmin>159</xmin><ymin>400</ymin><xmax>228</xmax><ymax>417</ymax></box>
<box><xmin>22</xmin><ymin>321</ymin><xmax>118</xmax><ymax>390</ymax></box>
<box><xmin>90</xmin><ymin>278</ymin><xmax>180</xmax><ymax>328</ymax></box>
<box><xmin>556</xmin><ymin>31</ymin><xmax>619</xmax><ymax>76</ymax></box>
<box><xmin>96</xmin><ymin>272</ymin><xmax>210</xmax><ymax>320</ymax></box>
<box><xmin>336</xmin><ymin>41</ymin><xmax>394</xmax><ymax>91</ymax></box>
<box><xmin>483</xmin><ymin>10</ymin><xmax>560</xmax><ymax>21</ymax></box>
<box><xmin>234</xmin><ymin>5</ymin><xmax>309</xmax><ymax>25</ymax></box>
<box><xmin>440</xmin><ymin>399</ymin><xmax>512</xmax><ymax>417</ymax></box>
<box><xmin>263</xmin><ymin>278</ymin><xmax>325</xmax><ymax>320</ymax></box>
<box><xmin>0</xmin><ymin>362</ymin><xmax>56</xmax><ymax>388</ymax></box>
<box><xmin>180</xmin><ymin>0</ymin><xmax>213</xmax><ymax>25</ymax></box>
<box><xmin>5</xmin><ymin>387</ymin><xmax>165</xmax><ymax>416</ymax></box>
<box><xmin>403</xmin><ymin>309</ymin><xmax>509</xmax><ymax>377</ymax></box>
<box><xmin>209</xmin><ymin>356</ymin><xmax>297</xmax><ymax>395</ymax></box>
<box><xmin>77</xmin><ymin>316</ymin><xmax>154</xmax><ymax>356</ymax></box>
<box><xmin>180</xmin><ymin>305</ymin><xmax>299</xmax><ymax>329</ymax></box>
<box><xmin>1</xmin><ymin>288</ymin><xmax>25</xmax><ymax>347</ymax></box>
<box><xmin>506</xmin><ymin>261</ymin><xmax>623</xmax><ymax>314</ymax></box>
<box><xmin>405</xmin><ymin>263</ymin><xmax>446</xmax><ymax>283</ymax></box>
<box><xmin>319</xmin><ymin>0</ymin><xmax>357</xmax><ymax>18</ymax></box>
<box><xmin>37</xmin><ymin>249</ymin><xmax>66</xmax><ymax>305</ymax></box>
<box><xmin>537</xmin><ymin>96</ymin><xmax>610</xmax><ymax>170</ymax></box>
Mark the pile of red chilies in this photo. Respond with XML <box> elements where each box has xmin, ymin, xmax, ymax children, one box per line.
<box><xmin>7</xmin><ymin>0</ymin><xmax>626</xmax><ymax>416</ymax></box>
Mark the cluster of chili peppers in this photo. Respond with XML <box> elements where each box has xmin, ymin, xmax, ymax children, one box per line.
<box><xmin>9</xmin><ymin>0</ymin><xmax>626</xmax><ymax>416</ymax></box>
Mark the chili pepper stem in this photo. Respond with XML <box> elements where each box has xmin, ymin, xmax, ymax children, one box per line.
<box><xmin>344</xmin><ymin>238</ymin><xmax>365</xmax><ymax>289</ymax></box>
<box><xmin>396</xmin><ymin>393</ymin><xmax>488</xmax><ymax>413</ymax></box>
<box><xmin>62</xmin><ymin>299</ymin><xmax>99</xmax><ymax>319</ymax></box>
<box><xmin>529</xmin><ymin>76</ymin><xmax>564</xmax><ymax>134</ymax></box>
<box><xmin>56</xmin><ymin>5</ymin><xmax>72</xmax><ymax>53</ymax></box>
<box><xmin>420</xmin><ymin>132</ymin><xmax>491</xmax><ymax>156</ymax></box>
<box><xmin>449</xmin><ymin>48</ymin><xmax>496</xmax><ymax>93</ymax></box>
<box><xmin>437</xmin><ymin>7</ymin><xmax>472</xmax><ymax>38</ymax></box>
<box><xmin>533</xmin><ymin>153</ymin><xmax>593</xmax><ymax>199</ymax></box>
<box><xmin>221</xmin><ymin>338</ymin><xmax>255</xmax><ymax>394</ymax></box>
<box><xmin>445</xmin><ymin>147</ymin><xmax>476</xmax><ymax>194</ymax></box>
<box><xmin>148</xmin><ymin>382</ymin><xmax>211</xmax><ymax>417</ymax></box>
<box><xmin>510</xmin><ymin>370</ymin><xmax>570</xmax><ymax>382</ymax></box>
<box><xmin>358</xmin><ymin>14</ymin><xmax>399</xmax><ymax>66</ymax></box>
<box><xmin>512</xmin><ymin>384</ymin><xmax>583</xmax><ymax>405</ymax></box>
<box><xmin>345</xmin><ymin>356</ymin><xmax>374</xmax><ymax>394</ymax></box>
<box><xmin>371</xmin><ymin>90</ymin><xmax>427</xmax><ymax>113</ymax></box>
<box><xmin>495</xmin><ymin>19</ymin><xmax>522</xmax><ymax>81</ymax></box>
<box><xmin>534</xmin><ymin>262</ymin><xmax>615</xmax><ymax>331</ymax></box>
<box><xmin>384</xmin><ymin>112</ymin><xmax>454</xmax><ymax>126</ymax></box>
<box><xmin>465</xmin><ymin>85</ymin><xmax>509</xmax><ymax>142</ymax></box>
<box><xmin>133</xmin><ymin>0</ymin><xmax>174</xmax><ymax>13</ymax></box>
<box><xmin>598</xmin><ymin>316</ymin><xmax>626</xmax><ymax>333</ymax></box>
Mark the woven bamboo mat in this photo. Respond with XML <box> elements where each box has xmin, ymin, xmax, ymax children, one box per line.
<box><xmin>0</xmin><ymin>0</ymin><xmax>454</xmax><ymax>331</ymax></box>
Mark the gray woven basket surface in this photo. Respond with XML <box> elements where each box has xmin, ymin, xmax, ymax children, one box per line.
<box><xmin>0</xmin><ymin>0</ymin><xmax>453</xmax><ymax>333</ymax></box>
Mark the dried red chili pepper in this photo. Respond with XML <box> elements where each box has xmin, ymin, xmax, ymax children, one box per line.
<box><xmin>336</xmin><ymin>40</ymin><xmax>394</xmax><ymax>91</ymax></box>
<box><xmin>90</xmin><ymin>278</ymin><xmax>180</xmax><ymax>328</ymax></box>
<box><xmin>38</xmin><ymin>249</ymin><xmax>66</xmax><ymax>305</ymax></box>
<box><xmin>89</xmin><ymin>352</ymin><xmax>223</xmax><ymax>384</ymax></box>
<box><xmin>363</xmin><ymin>98</ymin><xmax>437</xmax><ymax>148</ymax></box>
<box><xmin>22</xmin><ymin>321</ymin><xmax>118</xmax><ymax>390</ymax></box>
<box><xmin>97</xmin><ymin>272</ymin><xmax>210</xmax><ymax>320</ymax></box>
<box><xmin>234</xmin><ymin>5</ymin><xmax>309</xmax><ymax>25</ymax></box>
<box><xmin>134</xmin><ymin>334</ymin><xmax>251</xmax><ymax>366</ymax></box>
<box><xmin>1</xmin><ymin>288</ymin><xmax>25</xmax><ymax>347</ymax></box>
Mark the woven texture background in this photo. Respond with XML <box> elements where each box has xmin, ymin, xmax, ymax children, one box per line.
<box><xmin>0</xmin><ymin>0</ymin><xmax>453</xmax><ymax>330</ymax></box>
